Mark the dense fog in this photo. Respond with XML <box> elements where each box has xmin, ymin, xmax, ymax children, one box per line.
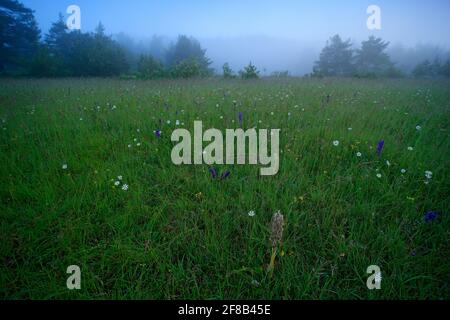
<box><xmin>13</xmin><ymin>0</ymin><xmax>450</xmax><ymax>76</ymax></box>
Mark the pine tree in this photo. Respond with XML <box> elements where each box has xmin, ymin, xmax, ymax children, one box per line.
<box><xmin>45</xmin><ymin>13</ymin><xmax>67</xmax><ymax>49</ymax></box>
<box><xmin>354</xmin><ymin>36</ymin><xmax>395</xmax><ymax>77</ymax></box>
<box><xmin>239</xmin><ymin>62</ymin><xmax>260</xmax><ymax>79</ymax></box>
<box><xmin>313</xmin><ymin>35</ymin><xmax>354</xmax><ymax>77</ymax></box>
<box><xmin>0</xmin><ymin>0</ymin><xmax>40</xmax><ymax>73</ymax></box>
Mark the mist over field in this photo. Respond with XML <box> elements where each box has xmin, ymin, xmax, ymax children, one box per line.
<box><xmin>19</xmin><ymin>0</ymin><xmax>450</xmax><ymax>75</ymax></box>
<box><xmin>111</xmin><ymin>34</ymin><xmax>450</xmax><ymax>76</ymax></box>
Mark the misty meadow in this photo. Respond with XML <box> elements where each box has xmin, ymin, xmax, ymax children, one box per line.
<box><xmin>0</xmin><ymin>0</ymin><xmax>449</xmax><ymax>300</ymax></box>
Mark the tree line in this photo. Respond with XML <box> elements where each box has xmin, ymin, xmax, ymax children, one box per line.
<box><xmin>1</xmin><ymin>0</ymin><xmax>449</xmax><ymax>79</ymax></box>
<box><xmin>313</xmin><ymin>34</ymin><xmax>450</xmax><ymax>78</ymax></box>
<box><xmin>0</xmin><ymin>0</ymin><xmax>215</xmax><ymax>78</ymax></box>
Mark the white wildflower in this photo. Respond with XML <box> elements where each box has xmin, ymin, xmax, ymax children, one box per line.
<box><xmin>251</xmin><ymin>279</ymin><xmax>261</xmax><ymax>287</ymax></box>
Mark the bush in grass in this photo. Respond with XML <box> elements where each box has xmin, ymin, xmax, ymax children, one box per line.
<box><xmin>137</xmin><ymin>54</ymin><xmax>165</xmax><ymax>79</ymax></box>
<box><xmin>239</xmin><ymin>62</ymin><xmax>260</xmax><ymax>79</ymax></box>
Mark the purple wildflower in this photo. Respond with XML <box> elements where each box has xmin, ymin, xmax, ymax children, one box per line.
<box><xmin>220</xmin><ymin>171</ymin><xmax>231</xmax><ymax>180</ymax></box>
<box><xmin>376</xmin><ymin>140</ymin><xmax>385</xmax><ymax>157</ymax></box>
<box><xmin>238</xmin><ymin>112</ymin><xmax>243</xmax><ymax>126</ymax></box>
<box><xmin>424</xmin><ymin>211</ymin><xmax>439</xmax><ymax>223</ymax></box>
<box><xmin>209</xmin><ymin>168</ymin><xmax>218</xmax><ymax>179</ymax></box>
<box><xmin>155</xmin><ymin>129</ymin><xmax>161</xmax><ymax>138</ymax></box>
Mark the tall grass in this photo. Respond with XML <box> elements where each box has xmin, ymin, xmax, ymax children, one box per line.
<box><xmin>0</xmin><ymin>77</ymin><xmax>448</xmax><ymax>299</ymax></box>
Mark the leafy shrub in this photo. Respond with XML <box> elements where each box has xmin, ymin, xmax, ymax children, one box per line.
<box><xmin>166</xmin><ymin>35</ymin><xmax>212</xmax><ymax>77</ymax></box>
<box><xmin>222</xmin><ymin>63</ymin><xmax>235</xmax><ymax>78</ymax></box>
<box><xmin>170</xmin><ymin>58</ymin><xmax>201</xmax><ymax>78</ymax></box>
<box><xmin>137</xmin><ymin>55</ymin><xmax>165</xmax><ymax>79</ymax></box>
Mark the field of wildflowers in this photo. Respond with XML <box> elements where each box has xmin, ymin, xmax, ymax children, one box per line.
<box><xmin>0</xmin><ymin>77</ymin><xmax>448</xmax><ymax>299</ymax></box>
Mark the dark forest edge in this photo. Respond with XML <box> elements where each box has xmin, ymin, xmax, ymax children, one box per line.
<box><xmin>1</xmin><ymin>0</ymin><xmax>450</xmax><ymax>80</ymax></box>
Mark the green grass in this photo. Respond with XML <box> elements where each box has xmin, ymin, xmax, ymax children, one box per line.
<box><xmin>0</xmin><ymin>77</ymin><xmax>449</xmax><ymax>300</ymax></box>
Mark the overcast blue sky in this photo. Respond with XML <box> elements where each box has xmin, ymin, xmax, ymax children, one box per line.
<box><xmin>21</xmin><ymin>0</ymin><xmax>450</xmax><ymax>46</ymax></box>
